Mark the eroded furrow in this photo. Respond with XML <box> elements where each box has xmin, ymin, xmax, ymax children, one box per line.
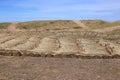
<box><xmin>79</xmin><ymin>39</ymin><xmax>108</xmax><ymax>55</ymax></box>
<box><xmin>0</xmin><ymin>35</ymin><xmax>30</xmax><ymax>49</ymax></box>
<box><xmin>97</xmin><ymin>40</ymin><xmax>120</xmax><ymax>55</ymax></box>
<box><xmin>0</xmin><ymin>31</ymin><xmax>119</xmax><ymax>58</ymax></box>
<box><xmin>0</xmin><ymin>33</ymin><xmax>22</xmax><ymax>44</ymax></box>
<box><xmin>33</xmin><ymin>37</ymin><xmax>57</xmax><ymax>53</ymax></box>
<box><xmin>12</xmin><ymin>36</ymin><xmax>40</xmax><ymax>50</ymax></box>
<box><xmin>54</xmin><ymin>37</ymin><xmax>79</xmax><ymax>54</ymax></box>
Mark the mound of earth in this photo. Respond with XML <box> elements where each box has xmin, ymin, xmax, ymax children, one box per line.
<box><xmin>0</xmin><ymin>20</ymin><xmax>120</xmax><ymax>80</ymax></box>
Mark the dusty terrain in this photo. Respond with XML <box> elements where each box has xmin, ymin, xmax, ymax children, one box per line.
<box><xmin>0</xmin><ymin>20</ymin><xmax>120</xmax><ymax>79</ymax></box>
<box><xmin>0</xmin><ymin>56</ymin><xmax>120</xmax><ymax>80</ymax></box>
<box><xmin>0</xmin><ymin>31</ymin><xmax>120</xmax><ymax>57</ymax></box>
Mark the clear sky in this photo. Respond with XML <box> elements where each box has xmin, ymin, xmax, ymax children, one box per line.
<box><xmin>0</xmin><ymin>0</ymin><xmax>120</xmax><ymax>22</ymax></box>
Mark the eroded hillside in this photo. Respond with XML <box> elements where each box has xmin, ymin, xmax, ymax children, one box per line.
<box><xmin>0</xmin><ymin>20</ymin><xmax>120</xmax><ymax>58</ymax></box>
<box><xmin>0</xmin><ymin>20</ymin><xmax>120</xmax><ymax>80</ymax></box>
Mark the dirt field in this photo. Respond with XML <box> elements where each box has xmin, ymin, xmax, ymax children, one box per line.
<box><xmin>0</xmin><ymin>56</ymin><xmax>119</xmax><ymax>80</ymax></box>
<box><xmin>0</xmin><ymin>20</ymin><xmax>120</xmax><ymax>79</ymax></box>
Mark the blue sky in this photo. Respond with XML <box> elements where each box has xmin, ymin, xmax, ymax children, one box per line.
<box><xmin>0</xmin><ymin>0</ymin><xmax>120</xmax><ymax>22</ymax></box>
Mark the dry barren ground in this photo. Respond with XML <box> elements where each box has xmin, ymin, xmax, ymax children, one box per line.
<box><xmin>0</xmin><ymin>56</ymin><xmax>120</xmax><ymax>80</ymax></box>
<box><xmin>0</xmin><ymin>31</ymin><xmax>120</xmax><ymax>57</ymax></box>
<box><xmin>0</xmin><ymin>20</ymin><xmax>120</xmax><ymax>79</ymax></box>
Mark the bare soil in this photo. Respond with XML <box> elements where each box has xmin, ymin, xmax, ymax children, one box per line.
<box><xmin>94</xmin><ymin>26</ymin><xmax>120</xmax><ymax>32</ymax></box>
<box><xmin>0</xmin><ymin>56</ymin><xmax>119</xmax><ymax>80</ymax></box>
<box><xmin>0</xmin><ymin>31</ymin><xmax>120</xmax><ymax>56</ymax></box>
<box><xmin>72</xmin><ymin>20</ymin><xmax>88</xmax><ymax>28</ymax></box>
<box><xmin>0</xmin><ymin>20</ymin><xmax>120</xmax><ymax>80</ymax></box>
<box><xmin>7</xmin><ymin>22</ymin><xmax>20</xmax><ymax>32</ymax></box>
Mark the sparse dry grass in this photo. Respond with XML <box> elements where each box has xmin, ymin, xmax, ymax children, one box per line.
<box><xmin>106</xmin><ymin>29</ymin><xmax>120</xmax><ymax>35</ymax></box>
<box><xmin>0</xmin><ymin>20</ymin><xmax>120</xmax><ymax>80</ymax></box>
<box><xmin>0</xmin><ymin>23</ymin><xmax>11</xmax><ymax>29</ymax></box>
<box><xmin>0</xmin><ymin>20</ymin><xmax>120</xmax><ymax>31</ymax></box>
<box><xmin>16</xmin><ymin>20</ymin><xmax>79</xmax><ymax>30</ymax></box>
<box><xmin>81</xmin><ymin>20</ymin><xmax>120</xmax><ymax>29</ymax></box>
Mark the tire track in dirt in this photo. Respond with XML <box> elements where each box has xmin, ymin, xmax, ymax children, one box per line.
<box><xmin>72</xmin><ymin>20</ymin><xmax>88</xmax><ymax>29</ymax></box>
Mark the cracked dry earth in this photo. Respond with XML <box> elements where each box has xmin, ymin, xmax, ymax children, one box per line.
<box><xmin>0</xmin><ymin>31</ymin><xmax>120</xmax><ymax>80</ymax></box>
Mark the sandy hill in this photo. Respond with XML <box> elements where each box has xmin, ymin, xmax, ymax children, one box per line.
<box><xmin>0</xmin><ymin>22</ymin><xmax>11</xmax><ymax>29</ymax></box>
<box><xmin>0</xmin><ymin>20</ymin><xmax>120</xmax><ymax>33</ymax></box>
<box><xmin>81</xmin><ymin>20</ymin><xmax>120</xmax><ymax>29</ymax></box>
<box><xmin>16</xmin><ymin>20</ymin><xmax>81</xmax><ymax>31</ymax></box>
<box><xmin>0</xmin><ymin>20</ymin><xmax>120</xmax><ymax>80</ymax></box>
